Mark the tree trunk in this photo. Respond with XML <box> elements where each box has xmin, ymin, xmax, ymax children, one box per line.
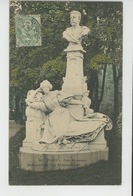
<box><xmin>89</xmin><ymin>65</ymin><xmax>107</xmax><ymax>112</ymax></box>
<box><xmin>89</xmin><ymin>71</ymin><xmax>98</xmax><ymax>111</ymax></box>
<box><xmin>99</xmin><ymin>64</ymin><xmax>107</xmax><ymax>103</ymax></box>
<box><xmin>14</xmin><ymin>88</ymin><xmax>20</xmax><ymax>123</ymax></box>
<box><xmin>95</xmin><ymin>72</ymin><xmax>99</xmax><ymax>111</ymax></box>
<box><xmin>112</xmin><ymin>64</ymin><xmax>119</xmax><ymax>128</ymax></box>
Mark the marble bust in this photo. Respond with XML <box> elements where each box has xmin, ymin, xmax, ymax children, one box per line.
<box><xmin>63</xmin><ymin>10</ymin><xmax>90</xmax><ymax>46</ymax></box>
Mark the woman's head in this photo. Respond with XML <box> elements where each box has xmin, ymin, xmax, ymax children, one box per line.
<box><xmin>27</xmin><ymin>90</ymin><xmax>35</xmax><ymax>97</ymax></box>
<box><xmin>40</xmin><ymin>80</ymin><xmax>53</xmax><ymax>93</ymax></box>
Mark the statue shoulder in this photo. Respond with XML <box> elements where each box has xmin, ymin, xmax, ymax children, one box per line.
<box><xmin>81</xmin><ymin>26</ymin><xmax>90</xmax><ymax>35</ymax></box>
<box><xmin>49</xmin><ymin>90</ymin><xmax>59</xmax><ymax>96</ymax></box>
<box><xmin>63</xmin><ymin>27</ymin><xmax>72</xmax><ymax>34</ymax></box>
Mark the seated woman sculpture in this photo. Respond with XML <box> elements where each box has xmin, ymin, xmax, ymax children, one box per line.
<box><xmin>25</xmin><ymin>80</ymin><xmax>112</xmax><ymax>145</ymax></box>
<box><xmin>38</xmin><ymin>88</ymin><xmax>112</xmax><ymax>144</ymax></box>
<box><xmin>25</xmin><ymin>80</ymin><xmax>59</xmax><ymax>142</ymax></box>
<box><xmin>25</xmin><ymin>89</ymin><xmax>47</xmax><ymax>142</ymax></box>
<box><xmin>26</xmin><ymin>80</ymin><xmax>61</xmax><ymax>113</ymax></box>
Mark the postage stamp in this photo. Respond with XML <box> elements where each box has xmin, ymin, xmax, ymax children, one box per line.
<box><xmin>15</xmin><ymin>15</ymin><xmax>42</xmax><ymax>47</ymax></box>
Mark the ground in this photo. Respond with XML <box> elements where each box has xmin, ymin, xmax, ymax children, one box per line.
<box><xmin>9</xmin><ymin>121</ymin><xmax>121</xmax><ymax>185</ymax></box>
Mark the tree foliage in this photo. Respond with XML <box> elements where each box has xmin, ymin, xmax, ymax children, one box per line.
<box><xmin>10</xmin><ymin>1</ymin><xmax>122</xmax><ymax>124</ymax></box>
<box><xmin>116</xmin><ymin>112</ymin><xmax>122</xmax><ymax>136</ymax></box>
<box><xmin>89</xmin><ymin>54</ymin><xmax>112</xmax><ymax>71</ymax></box>
<box><xmin>40</xmin><ymin>55</ymin><xmax>66</xmax><ymax>90</ymax></box>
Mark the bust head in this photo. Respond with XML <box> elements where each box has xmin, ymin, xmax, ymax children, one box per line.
<box><xmin>70</xmin><ymin>11</ymin><xmax>81</xmax><ymax>27</ymax></box>
<box><xmin>40</xmin><ymin>80</ymin><xmax>52</xmax><ymax>94</ymax></box>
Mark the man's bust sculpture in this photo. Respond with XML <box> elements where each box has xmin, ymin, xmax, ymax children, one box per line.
<box><xmin>63</xmin><ymin>10</ymin><xmax>90</xmax><ymax>46</ymax></box>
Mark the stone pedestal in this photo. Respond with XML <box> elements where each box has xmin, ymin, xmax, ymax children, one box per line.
<box><xmin>19</xmin><ymin>128</ymin><xmax>109</xmax><ymax>171</ymax></box>
<box><xmin>19</xmin><ymin>147</ymin><xmax>108</xmax><ymax>171</ymax></box>
<box><xmin>88</xmin><ymin>128</ymin><xmax>107</xmax><ymax>150</ymax></box>
<box><xmin>62</xmin><ymin>46</ymin><xmax>87</xmax><ymax>95</ymax></box>
<box><xmin>23</xmin><ymin>139</ymin><xmax>32</xmax><ymax>147</ymax></box>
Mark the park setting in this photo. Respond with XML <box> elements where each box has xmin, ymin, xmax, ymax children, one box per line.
<box><xmin>9</xmin><ymin>1</ymin><xmax>122</xmax><ymax>185</ymax></box>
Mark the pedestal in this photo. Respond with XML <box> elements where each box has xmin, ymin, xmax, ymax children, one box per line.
<box><xmin>19</xmin><ymin>128</ymin><xmax>109</xmax><ymax>171</ymax></box>
<box><xmin>19</xmin><ymin>147</ymin><xmax>108</xmax><ymax>171</ymax></box>
<box><xmin>62</xmin><ymin>47</ymin><xmax>87</xmax><ymax>95</ymax></box>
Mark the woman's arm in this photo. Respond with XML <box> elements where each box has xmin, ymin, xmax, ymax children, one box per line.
<box><xmin>27</xmin><ymin>102</ymin><xmax>48</xmax><ymax>112</ymax></box>
<box><xmin>68</xmin><ymin>99</ymin><xmax>84</xmax><ymax>105</ymax></box>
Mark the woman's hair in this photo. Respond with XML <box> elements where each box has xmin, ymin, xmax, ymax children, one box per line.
<box><xmin>40</xmin><ymin>80</ymin><xmax>53</xmax><ymax>90</ymax></box>
<box><xmin>27</xmin><ymin>90</ymin><xmax>35</xmax><ymax>97</ymax></box>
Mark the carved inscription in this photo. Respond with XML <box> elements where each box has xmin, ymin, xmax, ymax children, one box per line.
<box><xmin>32</xmin><ymin>143</ymin><xmax>89</xmax><ymax>152</ymax></box>
<box><xmin>27</xmin><ymin>158</ymin><xmax>87</xmax><ymax>168</ymax></box>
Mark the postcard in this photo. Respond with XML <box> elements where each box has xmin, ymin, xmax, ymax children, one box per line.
<box><xmin>0</xmin><ymin>0</ymin><xmax>132</xmax><ymax>195</ymax></box>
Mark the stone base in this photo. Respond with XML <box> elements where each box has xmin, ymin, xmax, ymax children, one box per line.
<box><xmin>20</xmin><ymin>125</ymin><xmax>110</xmax><ymax>171</ymax></box>
<box><xmin>64</xmin><ymin>45</ymin><xmax>86</xmax><ymax>53</ymax></box>
<box><xmin>19</xmin><ymin>146</ymin><xmax>109</xmax><ymax>171</ymax></box>
<box><xmin>22</xmin><ymin>139</ymin><xmax>32</xmax><ymax>147</ymax></box>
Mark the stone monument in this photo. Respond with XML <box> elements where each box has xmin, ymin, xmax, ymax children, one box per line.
<box><xmin>62</xmin><ymin>10</ymin><xmax>90</xmax><ymax>95</ymax></box>
<box><xmin>19</xmin><ymin>11</ymin><xmax>112</xmax><ymax>171</ymax></box>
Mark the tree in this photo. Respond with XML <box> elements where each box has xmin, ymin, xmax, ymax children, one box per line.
<box><xmin>89</xmin><ymin>54</ymin><xmax>112</xmax><ymax>112</ymax></box>
<box><xmin>10</xmin><ymin>1</ymin><xmax>122</xmax><ymax>124</ymax></box>
<box><xmin>83</xmin><ymin>2</ymin><xmax>122</xmax><ymax>125</ymax></box>
<box><xmin>40</xmin><ymin>55</ymin><xmax>66</xmax><ymax>90</ymax></box>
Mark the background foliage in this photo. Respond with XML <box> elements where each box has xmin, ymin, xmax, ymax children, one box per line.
<box><xmin>10</xmin><ymin>1</ymin><xmax>122</xmax><ymax>129</ymax></box>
